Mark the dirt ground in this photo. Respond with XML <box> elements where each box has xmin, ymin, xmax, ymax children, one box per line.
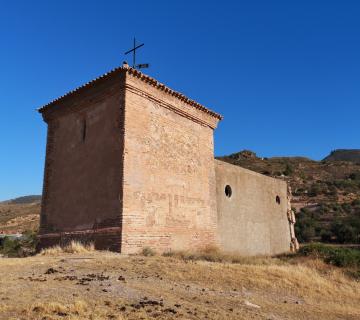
<box><xmin>0</xmin><ymin>251</ymin><xmax>359</xmax><ymax>320</ymax></box>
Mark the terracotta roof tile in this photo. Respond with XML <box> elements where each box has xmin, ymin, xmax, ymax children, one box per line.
<box><xmin>38</xmin><ymin>63</ymin><xmax>223</xmax><ymax>120</ymax></box>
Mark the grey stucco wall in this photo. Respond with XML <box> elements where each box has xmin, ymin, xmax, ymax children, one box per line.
<box><xmin>215</xmin><ymin>160</ymin><xmax>291</xmax><ymax>256</ymax></box>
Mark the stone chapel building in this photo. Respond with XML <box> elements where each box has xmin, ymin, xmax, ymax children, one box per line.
<box><xmin>38</xmin><ymin>62</ymin><xmax>297</xmax><ymax>255</ymax></box>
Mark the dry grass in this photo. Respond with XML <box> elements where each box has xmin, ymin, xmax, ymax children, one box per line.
<box><xmin>0</xmin><ymin>250</ymin><xmax>359</xmax><ymax>319</ymax></box>
<box><xmin>26</xmin><ymin>300</ymin><xmax>125</xmax><ymax>320</ymax></box>
<box><xmin>163</xmin><ymin>245</ymin><xmax>281</xmax><ymax>265</ymax></box>
<box><xmin>0</xmin><ymin>304</ymin><xmax>8</xmax><ymax>314</ymax></box>
<box><xmin>38</xmin><ymin>241</ymin><xmax>95</xmax><ymax>256</ymax></box>
<box><xmin>141</xmin><ymin>247</ymin><xmax>157</xmax><ymax>257</ymax></box>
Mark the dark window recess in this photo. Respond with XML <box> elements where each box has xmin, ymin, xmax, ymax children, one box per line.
<box><xmin>82</xmin><ymin>119</ymin><xmax>87</xmax><ymax>142</ymax></box>
<box><xmin>276</xmin><ymin>195</ymin><xmax>281</xmax><ymax>204</ymax></box>
<box><xmin>225</xmin><ymin>185</ymin><xmax>232</xmax><ymax>198</ymax></box>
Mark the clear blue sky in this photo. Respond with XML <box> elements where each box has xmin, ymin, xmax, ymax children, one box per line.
<box><xmin>1</xmin><ymin>1</ymin><xmax>359</xmax><ymax>201</ymax></box>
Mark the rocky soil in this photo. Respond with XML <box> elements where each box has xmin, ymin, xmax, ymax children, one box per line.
<box><xmin>0</xmin><ymin>251</ymin><xmax>359</xmax><ymax>319</ymax></box>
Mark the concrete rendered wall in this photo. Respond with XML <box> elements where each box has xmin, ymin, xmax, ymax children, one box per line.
<box><xmin>215</xmin><ymin>160</ymin><xmax>291</xmax><ymax>256</ymax></box>
<box><xmin>121</xmin><ymin>74</ymin><xmax>220</xmax><ymax>253</ymax></box>
<box><xmin>38</xmin><ymin>74</ymin><xmax>125</xmax><ymax>250</ymax></box>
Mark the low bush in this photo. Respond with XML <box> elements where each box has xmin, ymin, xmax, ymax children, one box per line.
<box><xmin>349</xmin><ymin>172</ymin><xmax>360</xmax><ymax>181</ymax></box>
<box><xmin>283</xmin><ymin>163</ymin><xmax>294</xmax><ymax>176</ymax></box>
<box><xmin>295</xmin><ymin>208</ymin><xmax>318</xmax><ymax>242</ymax></box>
<box><xmin>320</xmin><ymin>230</ymin><xmax>332</xmax><ymax>242</ymax></box>
<box><xmin>0</xmin><ymin>230</ymin><xmax>38</xmax><ymax>257</ymax></box>
<box><xmin>299</xmin><ymin>243</ymin><xmax>360</xmax><ymax>268</ymax></box>
<box><xmin>295</xmin><ymin>201</ymin><xmax>360</xmax><ymax>244</ymax></box>
<box><xmin>333</xmin><ymin>179</ymin><xmax>359</xmax><ymax>192</ymax></box>
<box><xmin>1</xmin><ymin>237</ymin><xmax>22</xmax><ymax>257</ymax></box>
<box><xmin>331</xmin><ymin>221</ymin><xmax>358</xmax><ymax>244</ymax></box>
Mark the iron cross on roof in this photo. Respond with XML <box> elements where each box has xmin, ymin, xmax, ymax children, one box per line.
<box><xmin>124</xmin><ymin>38</ymin><xmax>149</xmax><ymax>69</ymax></box>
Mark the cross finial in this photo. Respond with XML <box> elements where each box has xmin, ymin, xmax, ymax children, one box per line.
<box><xmin>124</xmin><ymin>38</ymin><xmax>149</xmax><ymax>70</ymax></box>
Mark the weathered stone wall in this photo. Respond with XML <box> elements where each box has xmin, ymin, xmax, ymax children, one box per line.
<box><xmin>121</xmin><ymin>74</ymin><xmax>220</xmax><ymax>253</ymax></box>
<box><xmin>215</xmin><ymin>160</ymin><xmax>291</xmax><ymax>255</ymax></box>
<box><xmin>38</xmin><ymin>74</ymin><xmax>125</xmax><ymax>250</ymax></box>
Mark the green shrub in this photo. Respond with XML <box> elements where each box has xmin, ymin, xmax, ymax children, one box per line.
<box><xmin>326</xmin><ymin>248</ymin><xmax>360</xmax><ymax>268</ymax></box>
<box><xmin>22</xmin><ymin>230</ymin><xmax>38</xmax><ymax>248</ymax></box>
<box><xmin>0</xmin><ymin>230</ymin><xmax>38</xmax><ymax>257</ymax></box>
<box><xmin>1</xmin><ymin>237</ymin><xmax>23</xmax><ymax>257</ymax></box>
<box><xmin>331</xmin><ymin>222</ymin><xmax>358</xmax><ymax>244</ymax></box>
<box><xmin>299</xmin><ymin>243</ymin><xmax>360</xmax><ymax>268</ymax></box>
<box><xmin>301</xmin><ymin>226</ymin><xmax>316</xmax><ymax>242</ymax></box>
<box><xmin>349</xmin><ymin>172</ymin><xmax>360</xmax><ymax>181</ymax></box>
<box><xmin>308</xmin><ymin>184</ymin><xmax>321</xmax><ymax>197</ymax></box>
<box><xmin>333</xmin><ymin>179</ymin><xmax>359</xmax><ymax>192</ymax></box>
<box><xmin>283</xmin><ymin>163</ymin><xmax>294</xmax><ymax>176</ymax></box>
<box><xmin>299</xmin><ymin>243</ymin><xmax>332</xmax><ymax>257</ymax></box>
<box><xmin>320</xmin><ymin>230</ymin><xmax>332</xmax><ymax>242</ymax></box>
<box><xmin>341</xmin><ymin>203</ymin><xmax>352</xmax><ymax>213</ymax></box>
<box><xmin>295</xmin><ymin>208</ymin><xmax>318</xmax><ymax>242</ymax></box>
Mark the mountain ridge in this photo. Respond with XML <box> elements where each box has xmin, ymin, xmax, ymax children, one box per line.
<box><xmin>1</xmin><ymin>195</ymin><xmax>41</xmax><ymax>205</ymax></box>
<box><xmin>323</xmin><ymin>149</ymin><xmax>360</xmax><ymax>163</ymax></box>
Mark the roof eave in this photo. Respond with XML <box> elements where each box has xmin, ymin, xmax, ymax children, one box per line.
<box><xmin>37</xmin><ymin>64</ymin><xmax>223</xmax><ymax>121</ymax></box>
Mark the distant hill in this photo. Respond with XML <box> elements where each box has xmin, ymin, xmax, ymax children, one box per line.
<box><xmin>218</xmin><ymin>150</ymin><xmax>360</xmax><ymax>244</ymax></box>
<box><xmin>1</xmin><ymin>149</ymin><xmax>360</xmax><ymax>244</ymax></box>
<box><xmin>1</xmin><ymin>195</ymin><xmax>41</xmax><ymax>205</ymax></box>
<box><xmin>323</xmin><ymin>149</ymin><xmax>360</xmax><ymax>163</ymax></box>
<box><xmin>0</xmin><ymin>195</ymin><xmax>41</xmax><ymax>234</ymax></box>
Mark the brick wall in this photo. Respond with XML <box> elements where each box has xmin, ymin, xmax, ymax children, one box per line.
<box><xmin>37</xmin><ymin>67</ymin><xmax>293</xmax><ymax>256</ymax></box>
<box><xmin>120</xmin><ymin>74</ymin><xmax>220</xmax><ymax>253</ymax></box>
<box><xmin>38</xmin><ymin>74</ymin><xmax>125</xmax><ymax>251</ymax></box>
